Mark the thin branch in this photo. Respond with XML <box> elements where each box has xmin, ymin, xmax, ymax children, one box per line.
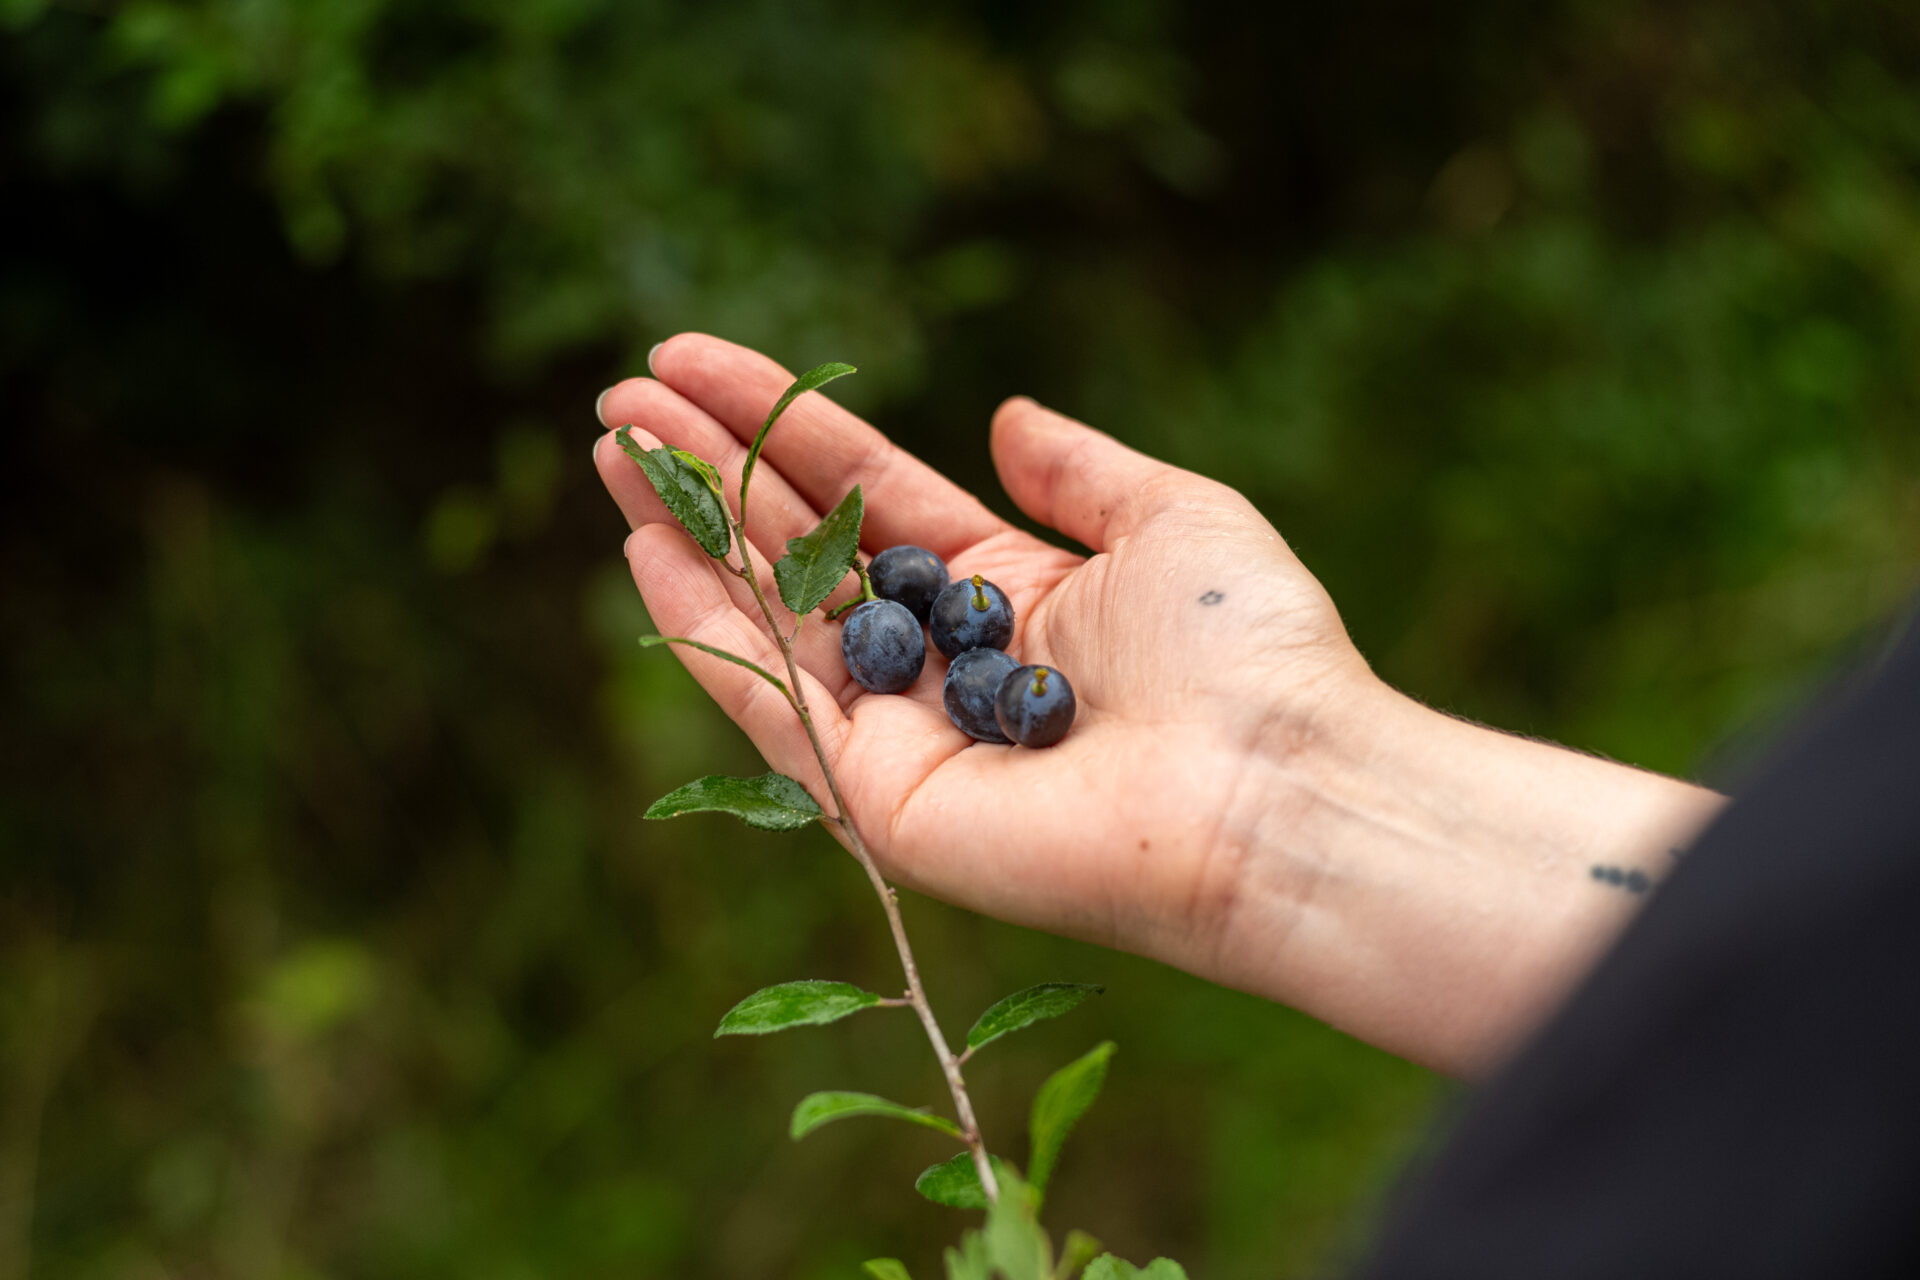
<box><xmin>731</xmin><ymin>513</ymin><xmax>1000</xmax><ymax>1205</ymax></box>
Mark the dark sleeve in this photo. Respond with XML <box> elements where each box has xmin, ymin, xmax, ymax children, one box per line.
<box><xmin>1354</xmin><ymin>613</ymin><xmax>1920</xmax><ymax>1280</ymax></box>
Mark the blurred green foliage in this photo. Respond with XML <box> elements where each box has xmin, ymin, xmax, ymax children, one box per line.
<box><xmin>4</xmin><ymin>0</ymin><xmax>1918</xmax><ymax>1276</ymax></box>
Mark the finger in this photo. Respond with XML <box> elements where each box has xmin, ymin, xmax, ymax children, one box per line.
<box><xmin>598</xmin><ymin>425</ymin><xmax>866</xmax><ymax>707</ymax></box>
<box><xmin>649</xmin><ymin>333</ymin><xmax>1007</xmax><ymax>557</ymax></box>
<box><xmin>989</xmin><ymin>395</ymin><xmax>1223</xmax><ymax>552</ymax></box>
<box><xmin>595</xmin><ymin>376</ymin><xmax>826</xmax><ymax>548</ymax></box>
<box><xmin>625</xmin><ymin>522</ymin><xmax>848</xmax><ymax>797</ymax></box>
<box><xmin>593</xmin><ymin>421</ymin><xmax>674</xmax><ymax>530</ymax></box>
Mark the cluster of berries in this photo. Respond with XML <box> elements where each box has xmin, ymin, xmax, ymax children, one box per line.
<box><xmin>837</xmin><ymin>545</ymin><xmax>1076</xmax><ymax>749</ymax></box>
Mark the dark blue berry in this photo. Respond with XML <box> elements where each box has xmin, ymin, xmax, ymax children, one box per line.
<box><xmin>929</xmin><ymin>574</ymin><xmax>1014</xmax><ymax>659</ymax></box>
<box><xmin>942</xmin><ymin>648</ymin><xmax>1020</xmax><ymax>743</ymax></box>
<box><xmin>840</xmin><ymin>599</ymin><xmax>925</xmax><ymax>693</ymax></box>
<box><xmin>868</xmin><ymin>545</ymin><xmax>949</xmax><ymax>625</ymax></box>
<box><xmin>995</xmin><ymin>664</ymin><xmax>1076</xmax><ymax>748</ymax></box>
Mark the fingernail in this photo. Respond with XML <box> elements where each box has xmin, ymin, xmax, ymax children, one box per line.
<box><xmin>595</xmin><ymin>385</ymin><xmax>614</xmax><ymax>427</ymax></box>
<box><xmin>646</xmin><ymin>341</ymin><xmax>664</xmax><ymax>378</ymax></box>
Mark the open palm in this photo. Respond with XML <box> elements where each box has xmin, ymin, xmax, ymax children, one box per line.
<box><xmin>594</xmin><ymin>336</ymin><xmax>1368</xmax><ymax>980</ymax></box>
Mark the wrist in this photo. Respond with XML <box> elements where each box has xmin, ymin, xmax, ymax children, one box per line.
<box><xmin>1195</xmin><ymin>671</ymin><xmax>1723</xmax><ymax>1074</ymax></box>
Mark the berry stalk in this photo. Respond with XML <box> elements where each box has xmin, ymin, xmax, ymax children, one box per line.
<box><xmin>823</xmin><ymin>558</ymin><xmax>878</xmax><ymax>621</ymax></box>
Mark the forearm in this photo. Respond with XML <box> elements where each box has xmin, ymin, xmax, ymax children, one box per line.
<box><xmin>1208</xmin><ymin>677</ymin><xmax>1725</xmax><ymax>1076</ymax></box>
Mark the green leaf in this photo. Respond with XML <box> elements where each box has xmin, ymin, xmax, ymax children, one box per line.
<box><xmin>617</xmin><ymin>431</ymin><xmax>731</xmax><ymax>557</ymax></box>
<box><xmin>636</xmin><ymin>636</ymin><xmax>790</xmax><ymax>701</ymax></box>
<box><xmin>1082</xmin><ymin>1259</ymin><xmax>1189</xmax><ymax>1280</ymax></box>
<box><xmin>1054</xmin><ymin>1231</ymin><xmax>1104</xmax><ymax>1280</ymax></box>
<box><xmin>789</xmin><ymin>1091</ymin><xmax>962</xmax><ymax>1141</ymax></box>
<box><xmin>913</xmin><ymin>1151</ymin><xmax>1017</xmax><ymax>1210</ymax></box>
<box><xmin>1028</xmin><ymin>1042</ymin><xmax>1116</xmax><ymax>1198</ymax></box>
<box><xmin>714</xmin><ymin>980</ymin><xmax>884</xmax><ymax>1036</ymax></box>
<box><xmin>944</xmin><ymin>1231</ymin><xmax>991</xmax><ymax>1280</ymax></box>
<box><xmin>671</xmin><ymin>448</ymin><xmax>725</xmax><ymax>497</ymax></box>
<box><xmin>982</xmin><ymin>1168</ymin><xmax>1051</xmax><ymax>1280</ymax></box>
<box><xmin>863</xmin><ymin>1261</ymin><xmax>914</xmax><ymax>1280</ymax></box>
<box><xmin>644</xmin><ymin>773</ymin><xmax>822</xmax><ymax>831</ymax></box>
<box><xmin>965</xmin><ymin>983</ymin><xmax>1104</xmax><ymax>1053</ymax></box>
<box><xmin>740</xmin><ymin>361</ymin><xmax>856</xmax><ymax>516</ymax></box>
<box><xmin>773</xmin><ymin>485</ymin><xmax>863</xmax><ymax>615</ymax></box>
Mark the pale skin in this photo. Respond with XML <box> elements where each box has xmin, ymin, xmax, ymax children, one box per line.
<box><xmin>593</xmin><ymin>334</ymin><xmax>1726</xmax><ymax>1078</ymax></box>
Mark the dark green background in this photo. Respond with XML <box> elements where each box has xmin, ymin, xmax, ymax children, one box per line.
<box><xmin>4</xmin><ymin>1</ymin><xmax>1918</xmax><ymax>1276</ymax></box>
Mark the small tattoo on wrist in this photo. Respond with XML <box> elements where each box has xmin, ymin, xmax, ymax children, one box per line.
<box><xmin>1591</xmin><ymin>865</ymin><xmax>1652</xmax><ymax>894</ymax></box>
<box><xmin>1198</xmin><ymin>590</ymin><xmax>1224</xmax><ymax>606</ymax></box>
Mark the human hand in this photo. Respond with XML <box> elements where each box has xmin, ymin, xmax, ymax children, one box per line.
<box><xmin>593</xmin><ymin>335</ymin><xmax>1369</xmax><ymax>988</ymax></box>
<box><xmin>595</xmin><ymin>336</ymin><xmax>1723</xmax><ymax>1075</ymax></box>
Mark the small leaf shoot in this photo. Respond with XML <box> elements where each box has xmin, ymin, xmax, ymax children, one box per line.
<box><xmin>789</xmin><ymin>1091</ymin><xmax>963</xmax><ymax>1141</ymax></box>
<box><xmin>981</xmin><ymin>1168</ymin><xmax>1051</xmax><ymax>1280</ymax></box>
<box><xmin>1054</xmin><ymin>1231</ymin><xmax>1104</xmax><ymax>1280</ymax></box>
<box><xmin>740</xmin><ymin>362</ymin><xmax>856</xmax><ymax>519</ymax></box>
<box><xmin>965</xmin><ymin>983</ymin><xmax>1104</xmax><ymax>1053</ymax></box>
<box><xmin>670</xmin><ymin>448</ymin><xmax>726</xmax><ymax>498</ymax></box>
<box><xmin>914</xmin><ymin>1151</ymin><xmax>1018</xmax><ymax>1210</ymax></box>
<box><xmin>944</xmin><ymin>1232</ymin><xmax>992</xmax><ymax>1280</ymax></box>
<box><xmin>714</xmin><ymin>980</ymin><xmax>886</xmax><ymax>1035</ymax></box>
<box><xmin>1027</xmin><ymin>1042</ymin><xmax>1116</xmax><ymax>1198</ymax></box>
<box><xmin>774</xmin><ymin>485</ymin><xmax>864</xmax><ymax>616</ymax></box>
<box><xmin>645</xmin><ymin>773</ymin><xmax>823</xmax><ymax>831</ymax></box>
<box><xmin>616</xmin><ymin>431</ymin><xmax>730</xmax><ymax>557</ymax></box>
<box><xmin>1082</xmin><ymin>1259</ymin><xmax>1190</xmax><ymax>1280</ymax></box>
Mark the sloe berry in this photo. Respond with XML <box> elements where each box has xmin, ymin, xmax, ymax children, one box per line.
<box><xmin>868</xmin><ymin>545</ymin><xmax>949</xmax><ymax>625</ymax></box>
<box><xmin>840</xmin><ymin>599</ymin><xmax>925</xmax><ymax>694</ymax></box>
<box><xmin>942</xmin><ymin>648</ymin><xmax>1020</xmax><ymax>743</ymax></box>
<box><xmin>929</xmin><ymin>574</ymin><xmax>1014</xmax><ymax>659</ymax></box>
<box><xmin>995</xmin><ymin>664</ymin><xmax>1076</xmax><ymax>748</ymax></box>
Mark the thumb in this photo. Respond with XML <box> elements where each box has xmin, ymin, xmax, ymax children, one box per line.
<box><xmin>989</xmin><ymin>396</ymin><xmax>1220</xmax><ymax>552</ymax></box>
